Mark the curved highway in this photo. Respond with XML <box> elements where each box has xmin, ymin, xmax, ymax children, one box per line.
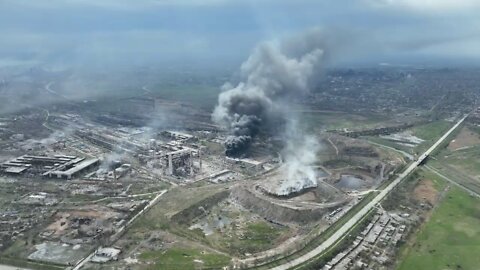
<box><xmin>270</xmin><ymin>115</ymin><xmax>468</xmax><ymax>270</ymax></box>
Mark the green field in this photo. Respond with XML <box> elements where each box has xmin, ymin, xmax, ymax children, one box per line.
<box><xmin>153</xmin><ymin>84</ymin><xmax>221</xmax><ymax>110</ymax></box>
<box><xmin>225</xmin><ymin>221</ymin><xmax>287</xmax><ymax>255</ymax></box>
<box><xmin>251</xmin><ymin>191</ymin><xmax>379</xmax><ymax>270</ymax></box>
<box><xmin>129</xmin><ymin>185</ymin><xmax>228</xmax><ymax>231</ymax></box>
<box><xmin>300</xmin><ymin>111</ymin><xmax>389</xmax><ymax>131</ymax></box>
<box><xmin>437</xmin><ymin>146</ymin><xmax>480</xmax><ymax>180</ymax></box>
<box><xmin>408</xmin><ymin>120</ymin><xmax>453</xmax><ymax>153</ymax></box>
<box><xmin>426</xmin><ymin>124</ymin><xmax>480</xmax><ymax>194</ymax></box>
<box><xmin>352</xmin><ymin>119</ymin><xmax>456</xmax><ymax>159</ymax></box>
<box><xmin>428</xmin><ymin>157</ymin><xmax>480</xmax><ymax>195</ymax></box>
<box><xmin>366</xmin><ymin>136</ymin><xmax>415</xmax><ymax>155</ymax></box>
<box><xmin>397</xmin><ymin>187</ymin><xmax>480</xmax><ymax>270</ymax></box>
<box><xmin>418</xmin><ymin>168</ymin><xmax>449</xmax><ymax>191</ymax></box>
<box><xmin>140</xmin><ymin>247</ymin><xmax>231</xmax><ymax>270</ymax></box>
<box><xmin>410</xmin><ymin>120</ymin><xmax>452</xmax><ymax>141</ymax></box>
<box><xmin>369</xmin><ymin>120</ymin><xmax>454</xmax><ymax>156</ymax></box>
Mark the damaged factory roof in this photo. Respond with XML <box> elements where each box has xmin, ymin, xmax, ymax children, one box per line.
<box><xmin>91</xmin><ymin>247</ymin><xmax>121</xmax><ymax>263</ymax></box>
<box><xmin>3</xmin><ymin>166</ymin><xmax>28</xmax><ymax>174</ymax></box>
<box><xmin>43</xmin><ymin>158</ymin><xmax>100</xmax><ymax>179</ymax></box>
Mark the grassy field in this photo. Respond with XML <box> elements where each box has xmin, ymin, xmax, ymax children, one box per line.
<box><xmin>369</xmin><ymin>120</ymin><xmax>455</xmax><ymax>157</ymax></box>
<box><xmin>417</xmin><ymin>168</ymin><xmax>449</xmax><ymax>191</ymax></box>
<box><xmin>447</xmin><ymin>127</ymin><xmax>480</xmax><ymax>151</ymax></box>
<box><xmin>122</xmin><ymin>182</ymin><xmax>294</xmax><ymax>264</ymax></box>
<box><xmin>299</xmin><ymin>111</ymin><xmax>389</xmax><ymax>132</ymax></box>
<box><xmin>366</xmin><ymin>136</ymin><xmax>415</xmax><ymax>155</ymax></box>
<box><xmin>0</xmin><ymin>257</ymin><xmax>64</xmax><ymax>270</ymax></box>
<box><xmin>251</xmin><ymin>191</ymin><xmax>379</xmax><ymax>269</ymax></box>
<box><xmin>438</xmin><ymin>146</ymin><xmax>480</xmax><ymax>178</ymax></box>
<box><xmin>129</xmin><ymin>184</ymin><xmax>228</xmax><ymax>231</ymax></box>
<box><xmin>426</xmin><ymin>123</ymin><xmax>480</xmax><ymax>194</ymax></box>
<box><xmin>408</xmin><ymin>120</ymin><xmax>453</xmax><ymax>153</ymax></box>
<box><xmin>357</xmin><ymin>120</ymin><xmax>456</xmax><ymax>159</ymax></box>
<box><xmin>397</xmin><ymin>187</ymin><xmax>480</xmax><ymax>270</ymax></box>
<box><xmin>153</xmin><ymin>84</ymin><xmax>220</xmax><ymax>110</ymax></box>
<box><xmin>226</xmin><ymin>221</ymin><xmax>287</xmax><ymax>255</ymax></box>
<box><xmin>428</xmin><ymin>157</ymin><xmax>480</xmax><ymax>195</ymax></box>
<box><xmin>0</xmin><ymin>179</ymin><xmax>17</xmax><ymax>207</ymax></box>
<box><xmin>140</xmin><ymin>247</ymin><xmax>231</xmax><ymax>270</ymax></box>
<box><xmin>410</xmin><ymin>120</ymin><xmax>452</xmax><ymax>141</ymax></box>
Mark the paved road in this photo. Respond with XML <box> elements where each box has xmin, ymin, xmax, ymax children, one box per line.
<box><xmin>327</xmin><ymin>136</ymin><xmax>339</xmax><ymax>156</ymax></box>
<box><xmin>44</xmin><ymin>81</ymin><xmax>69</xmax><ymax>100</ymax></box>
<box><xmin>270</xmin><ymin>115</ymin><xmax>467</xmax><ymax>270</ymax></box>
<box><xmin>367</xmin><ymin>140</ymin><xmax>414</xmax><ymax>160</ymax></box>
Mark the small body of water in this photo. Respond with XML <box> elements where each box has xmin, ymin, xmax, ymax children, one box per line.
<box><xmin>336</xmin><ymin>175</ymin><xmax>365</xmax><ymax>189</ymax></box>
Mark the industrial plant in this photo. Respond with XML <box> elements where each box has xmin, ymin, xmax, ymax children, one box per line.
<box><xmin>2</xmin><ymin>71</ymin><xmax>473</xmax><ymax>270</ymax></box>
<box><xmin>1</xmin><ymin>2</ymin><xmax>480</xmax><ymax>269</ymax></box>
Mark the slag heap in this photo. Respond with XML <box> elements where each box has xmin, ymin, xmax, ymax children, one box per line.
<box><xmin>261</xmin><ymin>131</ymin><xmax>320</xmax><ymax>196</ymax></box>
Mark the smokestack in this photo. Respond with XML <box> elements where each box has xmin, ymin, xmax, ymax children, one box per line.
<box><xmin>190</xmin><ymin>150</ymin><xmax>194</xmax><ymax>176</ymax></box>
<box><xmin>199</xmin><ymin>149</ymin><xmax>202</xmax><ymax>173</ymax></box>
<box><xmin>168</xmin><ymin>154</ymin><xmax>173</xmax><ymax>175</ymax></box>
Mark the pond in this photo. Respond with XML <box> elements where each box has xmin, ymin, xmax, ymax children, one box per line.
<box><xmin>336</xmin><ymin>174</ymin><xmax>366</xmax><ymax>189</ymax></box>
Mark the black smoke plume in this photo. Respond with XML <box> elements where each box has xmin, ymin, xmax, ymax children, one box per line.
<box><xmin>213</xmin><ymin>29</ymin><xmax>325</xmax><ymax>156</ymax></box>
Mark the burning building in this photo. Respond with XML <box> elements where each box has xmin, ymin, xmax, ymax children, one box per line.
<box><xmin>212</xmin><ymin>29</ymin><xmax>327</xmax><ymax>195</ymax></box>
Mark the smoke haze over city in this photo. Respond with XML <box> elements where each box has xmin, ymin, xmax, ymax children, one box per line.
<box><xmin>1</xmin><ymin>0</ymin><xmax>480</xmax><ymax>70</ymax></box>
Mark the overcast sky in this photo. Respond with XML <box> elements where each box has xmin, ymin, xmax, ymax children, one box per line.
<box><xmin>1</xmin><ymin>0</ymin><xmax>480</xmax><ymax>69</ymax></box>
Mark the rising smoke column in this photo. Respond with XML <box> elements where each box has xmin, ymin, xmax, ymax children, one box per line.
<box><xmin>213</xmin><ymin>30</ymin><xmax>327</xmax><ymax>192</ymax></box>
<box><xmin>213</xmin><ymin>30</ymin><xmax>325</xmax><ymax>156</ymax></box>
<box><xmin>278</xmin><ymin>119</ymin><xmax>321</xmax><ymax>195</ymax></box>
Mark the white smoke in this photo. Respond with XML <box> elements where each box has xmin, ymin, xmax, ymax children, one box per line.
<box><xmin>213</xmin><ymin>29</ymin><xmax>326</xmax><ymax>193</ymax></box>
<box><xmin>97</xmin><ymin>151</ymin><xmax>126</xmax><ymax>174</ymax></box>
<box><xmin>213</xmin><ymin>30</ymin><xmax>325</xmax><ymax>156</ymax></box>
<box><xmin>278</xmin><ymin>120</ymin><xmax>320</xmax><ymax>195</ymax></box>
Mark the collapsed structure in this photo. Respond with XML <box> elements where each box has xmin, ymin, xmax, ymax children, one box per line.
<box><xmin>1</xmin><ymin>155</ymin><xmax>99</xmax><ymax>179</ymax></box>
<box><xmin>163</xmin><ymin>149</ymin><xmax>196</xmax><ymax>176</ymax></box>
<box><xmin>145</xmin><ymin>131</ymin><xmax>202</xmax><ymax>177</ymax></box>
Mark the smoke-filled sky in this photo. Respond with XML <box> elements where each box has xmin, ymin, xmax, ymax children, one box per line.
<box><xmin>1</xmin><ymin>0</ymin><xmax>480</xmax><ymax>69</ymax></box>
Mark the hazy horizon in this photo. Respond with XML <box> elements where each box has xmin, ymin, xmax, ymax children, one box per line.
<box><xmin>1</xmin><ymin>0</ymin><xmax>480</xmax><ymax>71</ymax></box>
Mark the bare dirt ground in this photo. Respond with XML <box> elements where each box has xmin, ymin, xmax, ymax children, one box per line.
<box><xmin>413</xmin><ymin>179</ymin><xmax>438</xmax><ymax>205</ymax></box>
<box><xmin>290</xmin><ymin>191</ymin><xmax>318</xmax><ymax>202</ymax></box>
<box><xmin>47</xmin><ymin>213</ymin><xmax>70</xmax><ymax>235</ymax></box>
<box><xmin>46</xmin><ymin>207</ymin><xmax>121</xmax><ymax>235</ymax></box>
<box><xmin>448</xmin><ymin>127</ymin><xmax>480</xmax><ymax>150</ymax></box>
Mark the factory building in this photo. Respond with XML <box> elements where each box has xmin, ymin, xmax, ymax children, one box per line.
<box><xmin>161</xmin><ymin>131</ymin><xmax>195</xmax><ymax>142</ymax></box>
<box><xmin>146</xmin><ymin>131</ymin><xmax>202</xmax><ymax>177</ymax></box>
<box><xmin>163</xmin><ymin>149</ymin><xmax>196</xmax><ymax>176</ymax></box>
<box><xmin>225</xmin><ymin>156</ymin><xmax>264</xmax><ymax>172</ymax></box>
<box><xmin>43</xmin><ymin>158</ymin><xmax>100</xmax><ymax>179</ymax></box>
<box><xmin>1</xmin><ymin>155</ymin><xmax>99</xmax><ymax>179</ymax></box>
